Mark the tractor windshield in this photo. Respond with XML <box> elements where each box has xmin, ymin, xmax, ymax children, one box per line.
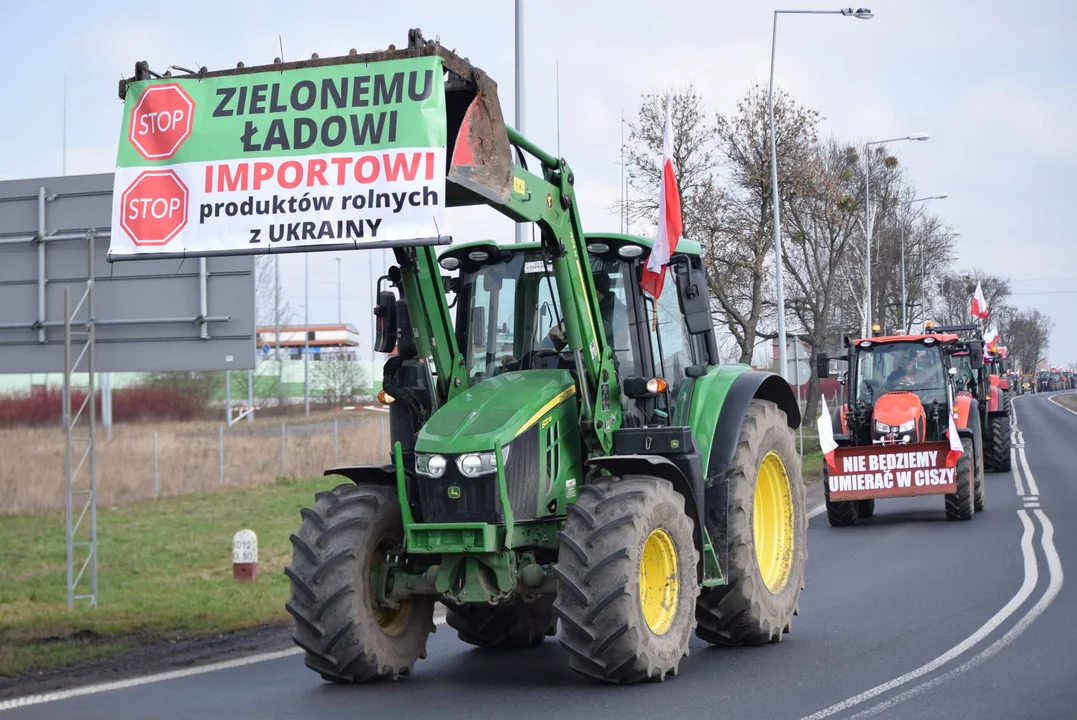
<box><xmin>855</xmin><ymin>342</ymin><xmax>947</xmax><ymax>407</ymax></box>
<box><xmin>455</xmin><ymin>251</ymin><xmax>636</xmax><ymax>384</ymax></box>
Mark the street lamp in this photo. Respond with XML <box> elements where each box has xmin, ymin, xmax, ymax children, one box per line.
<box><xmin>769</xmin><ymin>7</ymin><xmax>872</xmax><ymax>381</ymax></box>
<box><xmin>900</xmin><ymin>194</ymin><xmax>947</xmax><ymax>331</ymax></box>
<box><xmin>863</xmin><ymin>133</ymin><xmax>928</xmax><ymax>334</ymax></box>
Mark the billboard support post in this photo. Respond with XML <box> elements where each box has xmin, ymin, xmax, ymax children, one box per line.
<box><xmin>62</xmin><ymin>233</ymin><xmax>99</xmax><ymax>609</ymax></box>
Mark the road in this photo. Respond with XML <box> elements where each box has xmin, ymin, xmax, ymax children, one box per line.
<box><xmin>4</xmin><ymin>393</ymin><xmax>1073</xmax><ymax>719</ymax></box>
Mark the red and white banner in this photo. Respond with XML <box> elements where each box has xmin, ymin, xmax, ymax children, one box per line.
<box><xmin>827</xmin><ymin>442</ymin><xmax>958</xmax><ymax>501</ymax></box>
<box><xmin>971</xmin><ymin>280</ymin><xmax>989</xmax><ymax>319</ymax></box>
<box><xmin>641</xmin><ymin>96</ymin><xmax>682</xmax><ymax>298</ymax></box>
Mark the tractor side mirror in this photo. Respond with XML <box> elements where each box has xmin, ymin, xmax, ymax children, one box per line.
<box><xmin>816</xmin><ymin>353</ymin><xmax>831</xmax><ymax>379</ymax></box>
<box><xmin>373</xmin><ymin>290</ymin><xmax>398</xmax><ymax>353</ymax></box>
<box><xmin>675</xmin><ymin>260</ymin><xmax>711</xmax><ymax>334</ymax></box>
<box><xmin>471</xmin><ymin>306</ymin><xmax>486</xmax><ymax>347</ymax></box>
<box><xmin>969</xmin><ymin>343</ymin><xmax>984</xmax><ymax>370</ymax></box>
<box><xmin>395</xmin><ymin>298</ymin><xmax>416</xmax><ymax>357</ymax></box>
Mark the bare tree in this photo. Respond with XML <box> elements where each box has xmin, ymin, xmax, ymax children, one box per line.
<box><xmin>1002</xmin><ymin>309</ymin><xmax>1053</xmax><ymax>374</ymax></box>
<box><xmin>623</xmin><ymin>83</ymin><xmax>821</xmax><ymax>364</ymax></box>
<box><xmin>931</xmin><ymin>271</ymin><xmax>1010</xmax><ymax>327</ymax></box>
<box><xmin>781</xmin><ymin>138</ymin><xmax>860</xmax><ymax>419</ymax></box>
<box><xmin>313</xmin><ymin>352</ymin><xmax>367</xmax><ymax>408</ymax></box>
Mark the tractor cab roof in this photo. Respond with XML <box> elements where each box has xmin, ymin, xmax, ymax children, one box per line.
<box><xmin>850</xmin><ymin>333</ymin><xmax>960</xmax><ymax>347</ymax></box>
<box><xmin>438</xmin><ymin>233</ymin><xmax>701</xmax><ymax>270</ymax></box>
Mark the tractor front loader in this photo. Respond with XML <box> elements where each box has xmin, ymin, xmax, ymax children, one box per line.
<box><xmin>144</xmin><ymin>30</ymin><xmax>808</xmax><ymax>684</ymax></box>
<box><xmin>817</xmin><ymin>325</ymin><xmax>983</xmax><ymax>526</ymax></box>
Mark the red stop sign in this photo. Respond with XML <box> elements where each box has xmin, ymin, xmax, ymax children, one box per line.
<box><xmin>120</xmin><ymin>170</ymin><xmax>189</xmax><ymax>246</ymax></box>
<box><xmin>128</xmin><ymin>83</ymin><xmax>195</xmax><ymax>160</ymax></box>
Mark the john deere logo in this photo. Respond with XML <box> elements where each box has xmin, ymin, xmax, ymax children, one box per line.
<box><xmin>447</xmin><ymin>486</ymin><xmax>461</xmax><ymax>500</ymax></box>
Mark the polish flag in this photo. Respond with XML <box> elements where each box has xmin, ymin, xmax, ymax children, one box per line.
<box><xmin>641</xmin><ymin>96</ymin><xmax>682</xmax><ymax>298</ymax></box>
<box><xmin>945</xmin><ymin>386</ymin><xmax>965</xmax><ymax>466</ymax></box>
<box><xmin>971</xmin><ymin>281</ymin><xmax>989</xmax><ymax>319</ymax></box>
<box><xmin>817</xmin><ymin>394</ymin><xmax>839</xmax><ymax>471</ymax></box>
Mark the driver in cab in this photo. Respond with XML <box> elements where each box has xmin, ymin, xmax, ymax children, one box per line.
<box><xmin>884</xmin><ymin>347</ymin><xmax>926</xmax><ymax>392</ymax></box>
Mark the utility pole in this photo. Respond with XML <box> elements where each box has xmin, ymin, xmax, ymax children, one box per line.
<box><xmin>514</xmin><ymin>0</ymin><xmax>526</xmax><ymax>244</ymax></box>
<box><xmin>336</xmin><ymin>257</ymin><xmax>342</xmax><ymax>324</ymax></box>
<box><xmin>275</xmin><ymin>255</ymin><xmax>282</xmax><ymax>409</ymax></box>
<box><xmin>304</xmin><ymin>253</ymin><xmax>310</xmax><ymax>416</ymax></box>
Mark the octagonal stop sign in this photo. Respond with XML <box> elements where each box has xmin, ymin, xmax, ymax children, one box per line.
<box><xmin>120</xmin><ymin>170</ymin><xmax>189</xmax><ymax>246</ymax></box>
<box><xmin>128</xmin><ymin>83</ymin><xmax>195</xmax><ymax>160</ymax></box>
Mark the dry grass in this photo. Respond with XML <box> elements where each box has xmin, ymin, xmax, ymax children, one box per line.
<box><xmin>0</xmin><ymin>411</ymin><xmax>390</xmax><ymax>515</ymax></box>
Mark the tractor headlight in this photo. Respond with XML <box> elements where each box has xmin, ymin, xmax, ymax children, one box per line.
<box><xmin>897</xmin><ymin>420</ymin><xmax>916</xmax><ymax>432</ymax></box>
<box><xmin>416</xmin><ymin>453</ymin><xmax>447</xmax><ymax>478</ymax></box>
<box><xmin>455</xmin><ymin>447</ymin><xmax>509</xmax><ymax>477</ymax></box>
<box><xmin>875</xmin><ymin>420</ymin><xmax>891</xmax><ymax>434</ymax></box>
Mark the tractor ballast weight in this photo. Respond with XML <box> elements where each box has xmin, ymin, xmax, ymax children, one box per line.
<box><xmin>123</xmin><ymin>31</ymin><xmax>808</xmax><ymax>685</ymax></box>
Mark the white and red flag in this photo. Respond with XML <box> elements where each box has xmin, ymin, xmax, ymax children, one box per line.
<box><xmin>971</xmin><ymin>280</ymin><xmax>989</xmax><ymax>319</ymax></box>
<box><xmin>945</xmin><ymin>386</ymin><xmax>965</xmax><ymax>466</ymax></box>
<box><xmin>817</xmin><ymin>394</ymin><xmax>839</xmax><ymax>471</ymax></box>
<box><xmin>641</xmin><ymin>96</ymin><xmax>683</xmax><ymax>298</ymax></box>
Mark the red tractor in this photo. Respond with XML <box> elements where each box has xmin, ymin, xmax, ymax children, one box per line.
<box><xmin>816</xmin><ymin>325</ymin><xmax>984</xmax><ymax>526</ymax></box>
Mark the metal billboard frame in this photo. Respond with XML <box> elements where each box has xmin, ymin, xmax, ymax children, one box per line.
<box><xmin>0</xmin><ymin>173</ymin><xmax>257</xmax><ymax>609</ymax></box>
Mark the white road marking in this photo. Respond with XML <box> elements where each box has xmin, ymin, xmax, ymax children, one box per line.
<box><xmin>1011</xmin><ymin>448</ymin><xmax>1026</xmax><ymax>496</ymax></box>
<box><xmin>846</xmin><ymin>509</ymin><xmax>1064</xmax><ymax>718</ymax></box>
<box><xmin>798</xmin><ymin>511</ymin><xmax>1039</xmax><ymax>720</ymax></box>
<box><xmin>0</xmin><ymin>617</ymin><xmax>447</xmax><ymax>712</ymax></box>
<box><xmin>1047</xmin><ymin>392</ymin><xmax>1077</xmax><ymax>417</ymax></box>
<box><xmin>1019</xmin><ymin>447</ymin><xmax>1039</xmax><ymax>497</ymax></box>
<box><xmin>808</xmin><ymin>503</ymin><xmax>825</xmax><ymax>520</ymax></box>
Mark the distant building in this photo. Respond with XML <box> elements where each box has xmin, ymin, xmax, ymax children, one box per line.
<box><xmin>256</xmin><ymin>325</ymin><xmax>360</xmax><ymax>360</ymax></box>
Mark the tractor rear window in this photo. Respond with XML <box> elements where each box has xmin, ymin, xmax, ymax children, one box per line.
<box><xmin>855</xmin><ymin>343</ymin><xmax>947</xmax><ymax>407</ymax></box>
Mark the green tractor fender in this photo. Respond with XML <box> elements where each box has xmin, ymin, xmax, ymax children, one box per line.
<box><xmin>323</xmin><ymin>465</ymin><xmax>397</xmax><ymax>486</ymax></box>
<box><xmin>696</xmin><ymin>368</ymin><xmax>800</xmax><ymax>581</ymax></box>
<box><xmin>585</xmin><ymin>452</ymin><xmax>707</xmax><ymax>582</ymax></box>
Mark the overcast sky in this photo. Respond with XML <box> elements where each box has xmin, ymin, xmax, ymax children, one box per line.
<box><xmin>2</xmin><ymin>0</ymin><xmax>1075</xmax><ymax>366</ymax></box>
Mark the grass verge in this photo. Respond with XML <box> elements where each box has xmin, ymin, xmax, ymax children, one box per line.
<box><xmin>1053</xmin><ymin>391</ymin><xmax>1077</xmax><ymax>412</ymax></box>
<box><xmin>0</xmin><ymin>477</ymin><xmax>327</xmax><ymax>676</ymax></box>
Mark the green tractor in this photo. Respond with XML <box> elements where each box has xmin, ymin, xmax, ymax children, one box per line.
<box><xmin>270</xmin><ymin>31</ymin><xmax>806</xmax><ymax>684</ymax></box>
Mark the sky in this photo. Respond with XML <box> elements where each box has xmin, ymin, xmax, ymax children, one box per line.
<box><xmin>2</xmin><ymin>0</ymin><xmax>1075</xmax><ymax>366</ymax></box>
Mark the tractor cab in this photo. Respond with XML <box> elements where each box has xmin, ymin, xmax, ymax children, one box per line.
<box><xmin>827</xmin><ymin>332</ymin><xmax>960</xmax><ymax>446</ymax></box>
<box><xmin>436</xmin><ymin>234</ymin><xmax>715</xmax><ymax>430</ymax></box>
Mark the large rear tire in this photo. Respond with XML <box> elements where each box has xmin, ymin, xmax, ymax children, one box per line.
<box><xmin>446</xmin><ymin>599</ymin><xmax>556</xmax><ymax>649</ymax></box>
<box><xmin>553</xmin><ymin>476</ymin><xmax>699</xmax><ymax>683</ymax></box>
<box><xmin>285</xmin><ymin>484</ymin><xmax>436</xmax><ymax>683</ymax></box>
<box><xmin>987</xmin><ymin>416</ymin><xmax>1012</xmax><ymax>473</ymax></box>
<box><xmin>945</xmin><ymin>439</ymin><xmax>975</xmax><ymax>521</ymax></box>
<box><xmin>695</xmin><ymin>399</ymin><xmax>806</xmax><ymax>646</ymax></box>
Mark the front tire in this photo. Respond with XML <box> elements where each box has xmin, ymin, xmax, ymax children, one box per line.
<box><xmin>553</xmin><ymin>476</ymin><xmax>699</xmax><ymax>683</ymax></box>
<box><xmin>945</xmin><ymin>439</ymin><xmax>975</xmax><ymax>521</ymax></box>
<box><xmin>986</xmin><ymin>416</ymin><xmax>1012</xmax><ymax>473</ymax></box>
<box><xmin>857</xmin><ymin>499</ymin><xmax>876</xmax><ymax>518</ymax></box>
<box><xmin>696</xmin><ymin>399</ymin><xmax>806</xmax><ymax>645</ymax></box>
<box><xmin>285</xmin><ymin>484</ymin><xmax>436</xmax><ymax>683</ymax></box>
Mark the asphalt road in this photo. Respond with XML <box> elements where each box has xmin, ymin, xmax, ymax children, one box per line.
<box><xmin>5</xmin><ymin>393</ymin><xmax>1073</xmax><ymax>719</ymax></box>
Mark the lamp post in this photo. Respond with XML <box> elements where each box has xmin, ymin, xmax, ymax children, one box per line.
<box><xmin>900</xmin><ymin>194</ymin><xmax>947</xmax><ymax>331</ymax></box>
<box><xmin>304</xmin><ymin>254</ymin><xmax>310</xmax><ymax>417</ymax></box>
<box><xmin>769</xmin><ymin>6</ymin><xmax>872</xmax><ymax>380</ymax></box>
<box><xmin>863</xmin><ymin>133</ymin><xmax>929</xmax><ymax>335</ymax></box>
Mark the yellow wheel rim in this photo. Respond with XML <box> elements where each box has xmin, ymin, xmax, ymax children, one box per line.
<box><xmin>754</xmin><ymin>451</ymin><xmax>795</xmax><ymax>593</ymax></box>
<box><xmin>374</xmin><ymin>600</ymin><xmax>412</xmax><ymax>636</ymax></box>
<box><xmin>639</xmin><ymin>528</ymin><xmax>679</xmax><ymax>635</ymax></box>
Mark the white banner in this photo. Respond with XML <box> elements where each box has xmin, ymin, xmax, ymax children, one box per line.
<box><xmin>109</xmin><ymin>147</ymin><xmax>446</xmax><ymax>256</ymax></box>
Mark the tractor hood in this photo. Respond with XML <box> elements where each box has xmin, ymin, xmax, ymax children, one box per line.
<box><xmin>873</xmin><ymin>391</ymin><xmax>924</xmax><ymax>426</ymax></box>
<box><xmin>416</xmin><ymin>370</ymin><xmax>577</xmax><ymax>452</ymax></box>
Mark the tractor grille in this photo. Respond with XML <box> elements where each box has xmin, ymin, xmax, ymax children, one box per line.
<box><xmin>506</xmin><ymin>426</ymin><xmax>539</xmax><ymax>520</ymax></box>
<box><xmin>416</xmin><ymin>465</ymin><xmax>500</xmax><ymax>523</ymax></box>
